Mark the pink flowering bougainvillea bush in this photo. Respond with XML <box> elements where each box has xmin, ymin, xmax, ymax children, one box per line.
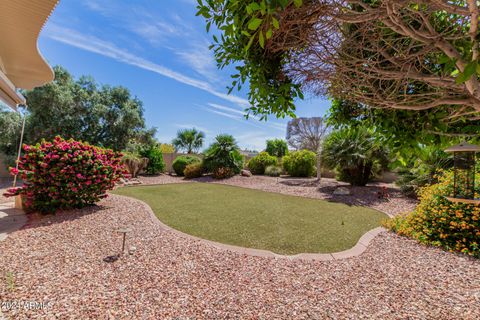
<box><xmin>4</xmin><ymin>136</ymin><xmax>126</xmax><ymax>213</ymax></box>
<box><xmin>384</xmin><ymin>170</ymin><xmax>480</xmax><ymax>258</ymax></box>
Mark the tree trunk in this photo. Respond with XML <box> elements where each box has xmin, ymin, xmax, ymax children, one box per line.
<box><xmin>316</xmin><ymin>149</ymin><xmax>322</xmax><ymax>182</ymax></box>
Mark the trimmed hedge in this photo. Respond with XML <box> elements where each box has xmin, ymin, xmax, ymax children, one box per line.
<box><xmin>184</xmin><ymin>162</ymin><xmax>204</xmax><ymax>179</ymax></box>
<box><xmin>282</xmin><ymin>150</ymin><xmax>316</xmax><ymax>177</ymax></box>
<box><xmin>173</xmin><ymin>155</ymin><xmax>201</xmax><ymax>176</ymax></box>
<box><xmin>247</xmin><ymin>152</ymin><xmax>278</xmax><ymax>175</ymax></box>
<box><xmin>265</xmin><ymin>165</ymin><xmax>283</xmax><ymax>177</ymax></box>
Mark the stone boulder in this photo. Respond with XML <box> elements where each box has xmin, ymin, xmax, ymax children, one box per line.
<box><xmin>333</xmin><ymin>187</ymin><xmax>351</xmax><ymax>196</ymax></box>
<box><xmin>241</xmin><ymin>169</ymin><xmax>252</xmax><ymax>177</ymax></box>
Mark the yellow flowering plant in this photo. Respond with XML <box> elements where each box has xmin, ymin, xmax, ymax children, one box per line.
<box><xmin>385</xmin><ymin>170</ymin><xmax>480</xmax><ymax>258</ymax></box>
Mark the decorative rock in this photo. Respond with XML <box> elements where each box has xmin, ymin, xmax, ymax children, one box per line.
<box><xmin>333</xmin><ymin>187</ymin><xmax>351</xmax><ymax>196</ymax></box>
<box><xmin>241</xmin><ymin>169</ymin><xmax>252</xmax><ymax>177</ymax></box>
<box><xmin>129</xmin><ymin>246</ymin><xmax>137</xmax><ymax>255</ymax></box>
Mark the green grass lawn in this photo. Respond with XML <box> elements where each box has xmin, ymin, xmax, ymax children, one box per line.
<box><xmin>113</xmin><ymin>183</ymin><xmax>387</xmax><ymax>255</ymax></box>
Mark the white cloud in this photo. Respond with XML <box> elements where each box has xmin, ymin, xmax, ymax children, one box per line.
<box><xmin>205</xmin><ymin>103</ymin><xmax>287</xmax><ymax>132</ymax></box>
<box><xmin>44</xmin><ymin>24</ymin><xmax>249</xmax><ymax>107</ymax></box>
<box><xmin>174</xmin><ymin>124</ymin><xmax>211</xmax><ymax>133</ymax></box>
<box><xmin>176</xmin><ymin>40</ymin><xmax>219</xmax><ymax>83</ymax></box>
<box><xmin>207</xmin><ymin>103</ymin><xmax>246</xmax><ymax>116</ymax></box>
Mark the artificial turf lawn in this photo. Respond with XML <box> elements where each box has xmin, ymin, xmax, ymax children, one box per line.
<box><xmin>113</xmin><ymin>183</ymin><xmax>387</xmax><ymax>254</ymax></box>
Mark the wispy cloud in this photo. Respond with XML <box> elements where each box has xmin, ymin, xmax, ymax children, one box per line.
<box><xmin>44</xmin><ymin>24</ymin><xmax>249</xmax><ymax>107</ymax></box>
<box><xmin>175</xmin><ymin>40</ymin><xmax>219</xmax><ymax>83</ymax></box>
<box><xmin>204</xmin><ymin>103</ymin><xmax>286</xmax><ymax>132</ymax></box>
<box><xmin>174</xmin><ymin>124</ymin><xmax>211</xmax><ymax>133</ymax></box>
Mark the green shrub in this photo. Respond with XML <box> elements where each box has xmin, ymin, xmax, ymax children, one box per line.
<box><xmin>184</xmin><ymin>163</ymin><xmax>204</xmax><ymax>179</ymax></box>
<box><xmin>203</xmin><ymin>134</ymin><xmax>244</xmax><ymax>178</ymax></box>
<box><xmin>173</xmin><ymin>155</ymin><xmax>201</xmax><ymax>176</ymax></box>
<box><xmin>384</xmin><ymin>170</ymin><xmax>480</xmax><ymax>258</ymax></box>
<box><xmin>247</xmin><ymin>152</ymin><xmax>278</xmax><ymax>175</ymax></box>
<box><xmin>140</xmin><ymin>146</ymin><xmax>165</xmax><ymax>175</ymax></box>
<box><xmin>212</xmin><ymin>167</ymin><xmax>235</xmax><ymax>179</ymax></box>
<box><xmin>265</xmin><ymin>165</ymin><xmax>283</xmax><ymax>177</ymax></box>
<box><xmin>265</xmin><ymin>139</ymin><xmax>288</xmax><ymax>157</ymax></box>
<box><xmin>282</xmin><ymin>150</ymin><xmax>316</xmax><ymax>177</ymax></box>
<box><xmin>395</xmin><ymin>147</ymin><xmax>453</xmax><ymax>197</ymax></box>
<box><xmin>322</xmin><ymin>126</ymin><xmax>388</xmax><ymax>186</ymax></box>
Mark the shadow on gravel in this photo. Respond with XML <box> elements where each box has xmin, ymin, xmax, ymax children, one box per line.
<box><xmin>21</xmin><ymin>204</ymin><xmax>109</xmax><ymax>230</ymax></box>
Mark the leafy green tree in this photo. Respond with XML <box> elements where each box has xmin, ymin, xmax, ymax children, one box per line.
<box><xmin>0</xmin><ymin>105</ymin><xmax>22</xmax><ymax>156</ymax></box>
<box><xmin>265</xmin><ymin>139</ymin><xmax>288</xmax><ymax>157</ymax></box>
<box><xmin>322</xmin><ymin>126</ymin><xmax>389</xmax><ymax>186</ymax></box>
<box><xmin>198</xmin><ymin>1</ymin><xmax>480</xmax><ymax>125</ymax></box>
<box><xmin>172</xmin><ymin>128</ymin><xmax>205</xmax><ymax>154</ymax></box>
<box><xmin>203</xmin><ymin>134</ymin><xmax>244</xmax><ymax>176</ymax></box>
<box><xmin>5</xmin><ymin>66</ymin><xmax>154</xmax><ymax>152</ymax></box>
<box><xmin>328</xmin><ymin>99</ymin><xmax>480</xmax><ymax>161</ymax></box>
<box><xmin>197</xmin><ymin>0</ymin><xmax>304</xmax><ymax>119</ymax></box>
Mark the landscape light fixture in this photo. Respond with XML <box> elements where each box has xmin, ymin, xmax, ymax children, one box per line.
<box><xmin>444</xmin><ymin>142</ymin><xmax>480</xmax><ymax>204</ymax></box>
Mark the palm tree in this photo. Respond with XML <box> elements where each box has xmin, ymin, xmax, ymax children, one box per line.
<box><xmin>322</xmin><ymin>126</ymin><xmax>389</xmax><ymax>186</ymax></box>
<box><xmin>172</xmin><ymin>128</ymin><xmax>205</xmax><ymax>154</ymax></box>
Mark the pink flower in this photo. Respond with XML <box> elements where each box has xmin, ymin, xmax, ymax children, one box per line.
<box><xmin>9</xmin><ymin>167</ymin><xmax>19</xmax><ymax>175</ymax></box>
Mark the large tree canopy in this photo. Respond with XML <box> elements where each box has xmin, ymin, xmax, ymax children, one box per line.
<box><xmin>198</xmin><ymin>0</ymin><xmax>480</xmax><ymax>125</ymax></box>
<box><xmin>6</xmin><ymin>66</ymin><xmax>155</xmax><ymax>152</ymax></box>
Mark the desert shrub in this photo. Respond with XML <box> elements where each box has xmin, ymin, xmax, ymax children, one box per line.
<box><xmin>173</xmin><ymin>155</ymin><xmax>201</xmax><ymax>176</ymax></box>
<box><xmin>265</xmin><ymin>139</ymin><xmax>288</xmax><ymax>157</ymax></box>
<box><xmin>322</xmin><ymin>126</ymin><xmax>388</xmax><ymax>186</ymax></box>
<box><xmin>212</xmin><ymin>167</ymin><xmax>235</xmax><ymax>179</ymax></box>
<box><xmin>282</xmin><ymin>150</ymin><xmax>317</xmax><ymax>177</ymax></box>
<box><xmin>395</xmin><ymin>147</ymin><xmax>453</xmax><ymax>197</ymax></box>
<box><xmin>384</xmin><ymin>170</ymin><xmax>480</xmax><ymax>258</ymax></box>
<box><xmin>203</xmin><ymin>134</ymin><xmax>244</xmax><ymax>178</ymax></box>
<box><xmin>184</xmin><ymin>163</ymin><xmax>204</xmax><ymax>179</ymax></box>
<box><xmin>247</xmin><ymin>152</ymin><xmax>278</xmax><ymax>175</ymax></box>
<box><xmin>140</xmin><ymin>146</ymin><xmax>165</xmax><ymax>175</ymax></box>
<box><xmin>3</xmin><ymin>136</ymin><xmax>125</xmax><ymax>213</ymax></box>
<box><xmin>265</xmin><ymin>165</ymin><xmax>283</xmax><ymax>177</ymax></box>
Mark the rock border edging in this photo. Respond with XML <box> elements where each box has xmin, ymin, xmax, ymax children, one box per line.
<box><xmin>114</xmin><ymin>194</ymin><xmax>388</xmax><ymax>261</ymax></box>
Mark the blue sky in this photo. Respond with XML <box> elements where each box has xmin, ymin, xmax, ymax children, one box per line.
<box><xmin>38</xmin><ymin>0</ymin><xmax>331</xmax><ymax>150</ymax></box>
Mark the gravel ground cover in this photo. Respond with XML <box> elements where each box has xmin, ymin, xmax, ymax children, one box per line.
<box><xmin>0</xmin><ymin>195</ymin><xmax>479</xmax><ymax>319</ymax></box>
<box><xmin>138</xmin><ymin>174</ymin><xmax>417</xmax><ymax>217</ymax></box>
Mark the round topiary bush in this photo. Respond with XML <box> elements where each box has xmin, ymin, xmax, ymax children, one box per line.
<box><xmin>282</xmin><ymin>150</ymin><xmax>317</xmax><ymax>177</ymax></box>
<box><xmin>172</xmin><ymin>155</ymin><xmax>201</xmax><ymax>176</ymax></box>
<box><xmin>385</xmin><ymin>170</ymin><xmax>480</xmax><ymax>258</ymax></box>
<box><xmin>184</xmin><ymin>162</ymin><xmax>204</xmax><ymax>179</ymax></box>
<box><xmin>247</xmin><ymin>152</ymin><xmax>278</xmax><ymax>175</ymax></box>
<box><xmin>4</xmin><ymin>136</ymin><xmax>126</xmax><ymax>213</ymax></box>
<box><xmin>264</xmin><ymin>165</ymin><xmax>283</xmax><ymax>177</ymax></box>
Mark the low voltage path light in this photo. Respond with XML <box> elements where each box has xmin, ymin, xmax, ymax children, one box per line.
<box><xmin>444</xmin><ymin>142</ymin><xmax>480</xmax><ymax>204</ymax></box>
<box><xmin>102</xmin><ymin>228</ymin><xmax>132</xmax><ymax>263</ymax></box>
<box><xmin>117</xmin><ymin>228</ymin><xmax>132</xmax><ymax>254</ymax></box>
